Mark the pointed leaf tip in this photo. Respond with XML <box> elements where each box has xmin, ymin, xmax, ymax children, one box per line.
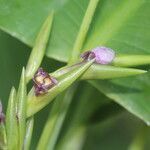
<box><xmin>6</xmin><ymin>87</ymin><xmax>18</xmax><ymax>150</ymax></box>
<box><xmin>26</xmin><ymin>12</ymin><xmax>54</xmax><ymax>83</ymax></box>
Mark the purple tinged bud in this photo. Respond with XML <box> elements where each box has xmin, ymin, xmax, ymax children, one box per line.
<box><xmin>33</xmin><ymin>68</ymin><xmax>58</xmax><ymax>96</ymax></box>
<box><xmin>81</xmin><ymin>46</ymin><xmax>115</xmax><ymax>64</ymax></box>
<box><xmin>0</xmin><ymin>101</ymin><xmax>5</xmax><ymax>123</ymax></box>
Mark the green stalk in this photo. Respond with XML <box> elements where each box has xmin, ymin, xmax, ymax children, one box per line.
<box><xmin>24</xmin><ymin>117</ymin><xmax>34</xmax><ymax>150</ymax></box>
<box><xmin>69</xmin><ymin>0</ymin><xmax>100</xmax><ymax>63</ymax></box>
<box><xmin>37</xmin><ymin>85</ymin><xmax>77</xmax><ymax>150</ymax></box>
<box><xmin>6</xmin><ymin>87</ymin><xmax>18</xmax><ymax>150</ymax></box>
<box><xmin>17</xmin><ymin>68</ymin><xmax>27</xmax><ymax>149</ymax></box>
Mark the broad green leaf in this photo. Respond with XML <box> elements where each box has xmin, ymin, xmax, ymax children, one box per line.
<box><xmin>17</xmin><ymin>68</ymin><xmax>27</xmax><ymax>149</ymax></box>
<box><xmin>81</xmin><ymin>65</ymin><xmax>146</xmax><ymax>80</ymax></box>
<box><xmin>0</xmin><ymin>0</ymin><xmax>88</xmax><ymax>62</ymax></box>
<box><xmin>27</xmin><ymin>59</ymin><xmax>94</xmax><ymax>117</ymax></box>
<box><xmin>83</xmin><ymin>112</ymin><xmax>149</xmax><ymax>150</ymax></box>
<box><xmin>0</xmin><ymin>0</ymin><xmax>150</xmax><ymax>62</ymax></box>
<box><xmin>26</xmin><ymin>13</ymin><xmax>54</xmax><ymax>83</ymax></box>
<box><xmin>6</xmin><ymin>87</ymin><xmax>18</xmax><ymax>150</ymax></box>
<box><xmin>89</xmin><ymin>71</ymin><xmax>150</xmax><ymax>125</ymax></box>
<box><xmin>24</xmin><ymin>117</ymin><xmax>34</xmax><ymax>150</ymax></box>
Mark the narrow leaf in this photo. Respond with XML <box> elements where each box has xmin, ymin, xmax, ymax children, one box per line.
<box><xmin>27</xmin><ymin>59</ymin><xmax>94</xmax><ymax>117</ymax></box>
<box><xmin>81</xmin><ymin>64</ymin><xmax>147</xmax><ymax>80</ymax></box>
<box><xmin>6</xmin><ymin>87</ymin><xmax>18</xmax><ymax>150</ymax></box>
<box><xmin>17</xmin><ymin>68</ymin><xmax>27</xmax><ymax>149</ymax></box>
<box><xmin>51</xmin><ymin>63</ymin><xmax>147</xmax><ymax>80</ymax></box>
<box><xmin>69</xmin><ymin>0</ymin><xmax>100</xmax><ymax>63</ymax></box>
<box><xmin>26</xmin><ymin>12</ymin><xmax>54</xmax><ymax>83</ymax></box>
<box><xmin>24</xmin><ymin>117</ymin><xmax>34</xmax><ymax>150</ymax></box>
<box><xmin>113</xmin><ymin>55</ymin><xmax>150</xmax><ymax>67</ymax></box>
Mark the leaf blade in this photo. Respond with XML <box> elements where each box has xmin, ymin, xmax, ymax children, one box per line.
<box><xmin>6</xmin><ymin>87</ymin><xmax>18</xmax><ymax>150</ymax></box>
<box><xmin>26</xmin><ymin>12</ymin><xmax>54</xmax><ymax>82</ymax></box>
<box><xmin>17</xmin><ymin>68</ymin><xmax>27</xmax><ymax>149</ymax></box>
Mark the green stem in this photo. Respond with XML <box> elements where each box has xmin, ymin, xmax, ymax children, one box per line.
<box><xmin>24</xmin><ymin>117</ymin><xmax>34</xmax><ymax>150</ymax></box>
<box><xmin>37</xmin><ymin>85</ymin><xmax>77</xmax><ymax>150</ymax></box>
<box><xmin>69</xmin><ymin>0</ymin><xmax>100</xmax><ymax>63</ymax></box>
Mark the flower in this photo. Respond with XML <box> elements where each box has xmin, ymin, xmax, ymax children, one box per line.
<box><xmin>81</xmin><ymin>46</ymin><xmax>115</xmax><ymax>64</ymax></box>
<box><xmin>33</xmin><ymin>68</ymin><xmax>58</xmax><ymax>96</ymax></box>
<box><xmin>0</xmin><ymin>101</ymin><xmax>5</xmax><ymax>123</ymax></box>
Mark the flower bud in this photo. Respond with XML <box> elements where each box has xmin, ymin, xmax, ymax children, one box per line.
<box><xmin>33</xmin><ymin>68</ymin><xmax>58</xmax><ymax>96</ymax></box>
<box><xmin>81</xmin><ymin>46</ymin><xmax>115</xmax><ymax>64</ymax></box>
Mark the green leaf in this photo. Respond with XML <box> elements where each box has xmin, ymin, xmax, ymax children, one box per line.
<box><xmin>6</xmin><ymin>87</ymin><xmax>18</xmax><ymax>150</ymax></box>
<box><xmin>27</xmin><ymin>59</ymin><xmax>94</xmax><ymax>117</ymax></box>
<box><xmin>89</xmin><ymin>71</ymin><xmax>150</xmax><ymax>125</ymax></box>
<box><xmin>26</xmin><ymin>13</ymin><xmax>54</xmax><ymax>83</ymax></box>
<box><xmin>17</xmin><ymin>68</ymin><xmax>27</xmax><ymax>149</ymax></box>
<box><xmin>24</xmin><ymin>117</ymin><xmax>34</xmax><ymax>150</ymax></box>
<box><xmin>0</xmin><ymin>0</ymin><xmax>149</xmax><ymax>62</ymax></box>
<box><xmin>51</xmin><ymin>63</ymin><xmax>146</xmax><ymax>80</ymax></box>
<box><xmin>81</xmin><ymin>64</ymin><xmax>146</xmax><ymax>80</ymax></box>
<box><xmin>83</xmin><ymin>112</ymin><xmax>148</xmax><ymax>150</ymax></box>
<box><xmin>0</xmin><ymin>0</ymin><xmax>87</xmax><ymax>62</ymax></box>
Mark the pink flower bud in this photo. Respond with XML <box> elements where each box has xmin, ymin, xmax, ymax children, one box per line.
<box><xmin>81</xmin><ymin>46</ymin><xmax>115</xmax><ymax>64</ymax></box>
